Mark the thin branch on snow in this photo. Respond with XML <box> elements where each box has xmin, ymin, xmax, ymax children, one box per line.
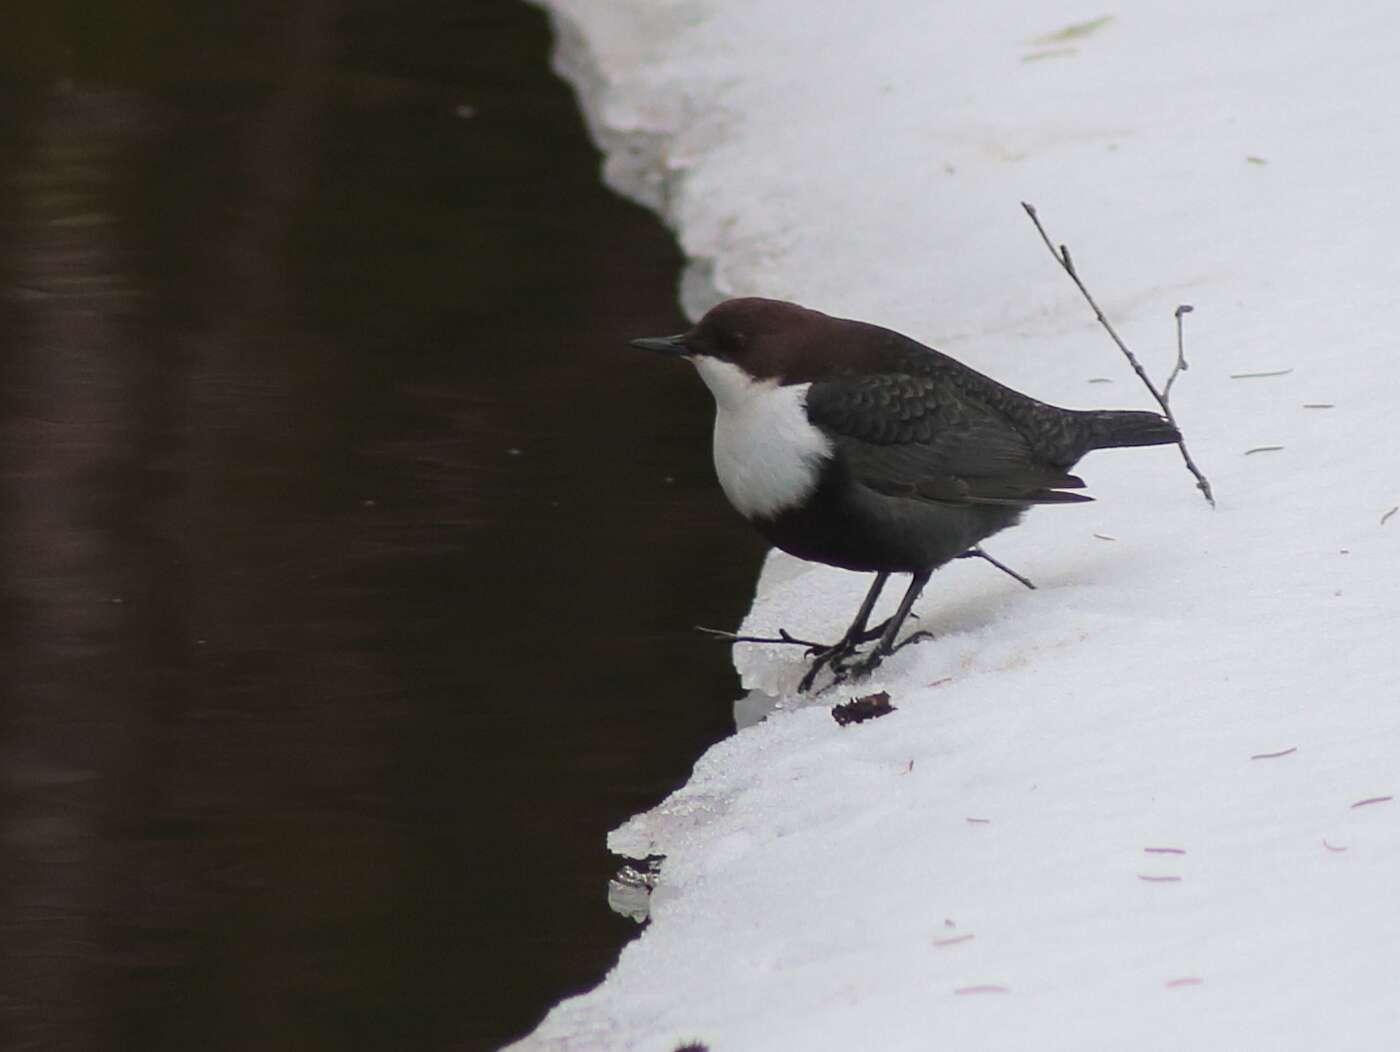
<box><xmin>1021</xmin><ymin>202</ymin><xmax>1216</xmax><ymax>507</ymax></box>
<box><xmin>958</xmin><ymin>546</ymin><xmax>1036</xmax><ymax>590</ymax></box>
<box><xmin>694</xmin><ymin>625</ymin><xmax>822</xmax><ymax>648</ymax></box>
<box><xmin>698</xmin><ymin>547</ymin><xmax>1034</xmax><ymax>651</ymax></box>
<box><xmin>1163</xmin><ymin>304</ymin><xmax>1192</xmax><ymax>403</ymax></box>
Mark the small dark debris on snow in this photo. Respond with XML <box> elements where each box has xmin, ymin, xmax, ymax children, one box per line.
<box><xmin>1245</xmin><ymin>445</ymin><xmax>1284</xmax><ymax>456</ymax></box>
<box><xmin>1302</xmin><ymin>402</ymin><xmax>1334</xmax><ymax>409</ymax></box>
<box><xmin>1022</xmin><ymin>47</ymin><xmax>1078</xmax><ymax>62</ymax></box>
<box><xmin>1323</xmin><ymin>840</ymin><xmax>1349</xmax><ymax>853</ymax></box>
<box><xmin>933</xmin><ymin>933</ymin><xmax>975</xmax><ymax>947</ymax></box>
<box><xmin>1250</xmin><ymin>746</ymin><xmax>1297</xmax><ymax>760</ymax></box>
<box><xmin>1138</xmin><ymin>874</ymin><xmax>1182</xmax><ymax>883</ymax></box>
<box><xmin>954</xmin><ymin>984</ymin><xmax>1010</xmax><ymax>995</ymax></box>
<box><xmin>1144</xmin><ymin>846</ymin><xmax>1186</xmax><ymax>855</ymax></box>
<box><xmin>832</xmin><ymin>691</ymin><xmax>894</xmax><ymax>726</ymax></box>
<box><xmin>673</xmin><ymin>1043</ymin><xmax>710</xmax><ymax>1052</ymax></box>
<box><xmin>1166</xmin><ymin>977</ymin><xmax>1204</xmax><ymax>988</ymax></box>
<box><xmin>1382</xmin><ymin>506</ymin><xmax>1398</xmax><ymax>526</ymax></box>
<box><xmin>1350</xmin><ymin>795</ymin><xmax>1394</xmax><ymax>809</ymax></box>
<box><xmin>965</xmin><ymin>817</ymin><xmax>991</xmax><ymax>825</ymax></box>
<box><xmin>1230</xmin><ymin>368</ymin><xmax>1293</xmax><ymax>379</ymax></box>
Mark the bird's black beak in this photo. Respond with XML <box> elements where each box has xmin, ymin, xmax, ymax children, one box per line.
<box><xmin>629</xmin><ymin>332</ymin><xmax>690</xmax><ymax>357</ymax></box>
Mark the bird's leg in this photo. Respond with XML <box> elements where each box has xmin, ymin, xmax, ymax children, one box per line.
<box><xmin>796</xmin><ymin>572</ymin><xmax>889</xmax><ymax>693</ymax></box>
<box><xmin>849</xmin><ymin>569</ymin><xmax>933</xmax><ymax>679</ymax></box>
<box><xmin>812</xmin><ymin>571</ymin><xmax>890</xmax><ymax>654</ymax></box>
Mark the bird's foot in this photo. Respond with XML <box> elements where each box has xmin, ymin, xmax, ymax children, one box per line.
<box><xmin>797</xmin><ymin>616</ymin><xmax>893</xmax><ymax>659</ymax></box>
<box><xmin>797</xmin><ymin>623</ymin><xmax>899</xmax><ymax>691</ymax></box>
<box><xmin>795</xmin><ymin>623</ymin><xmax>900</xmax><ymax>693</ymax></box>
<box><xmin>805</xmin><ymin>629</ymin><xmax>936</xmax><ymax>692</ymax></box>
<box><xmin>701</xmin><ymin>618</ymin><xmax>927</xmax><ymax>695</ymax></box>
<box><xmin>797</xmin><ymin>638</ymin><xmax>863</xmax><ymax>693</ymax></box>
<box><xmin>699</xmin><ymin>623</ymin><xmax>875</xmax><ymax>693</ymax></box>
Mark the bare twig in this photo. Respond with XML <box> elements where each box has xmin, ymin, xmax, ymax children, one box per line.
<box><xmin>1230</xmin><ymin>368</ymin><xmax>1292</xmax><ymax>379</ymax></box>
<box><xmin>1163</xmin><ymin>304</ymin><xmax>1193</xmax><ymax>403</ymax></box>
<box><xmin>694</xmin><ymin>625</ymin><xmax>822</xmax><ymax>648</ymax></box>
<box><xmin>1021</xmin><ymin>202</ymin><xmax>1215</xmax><ymax>507</ymax></box>
<box><xmin>959</xmin><ymin>546</ymin><xmax>1036</xmax><ymax>590</ymax></box>
<box><xmin>704</xmin><ymin>543</ymin><xmax>1034</xmax><ymax>652</ymax></box>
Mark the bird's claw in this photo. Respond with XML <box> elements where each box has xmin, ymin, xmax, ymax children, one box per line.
<box><xmin>890</xmin><ymin>629</ymin><xmax>933</xmax><ymax>654</ymax></box>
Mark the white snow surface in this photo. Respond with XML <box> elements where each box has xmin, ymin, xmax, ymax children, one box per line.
<box><xmin>513</xmin><ymin>2</ymin><xmax>1400</xmax><ymax>1049</ymax></box>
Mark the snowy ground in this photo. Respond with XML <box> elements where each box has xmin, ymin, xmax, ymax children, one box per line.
<box><xmin>513</xmin><ymin>2</ymin><xmax>1400</xmax><ymax>1049</ymax></box>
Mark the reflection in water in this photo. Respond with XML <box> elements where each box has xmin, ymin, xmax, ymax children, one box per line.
<box><xmin>0</xmin><ymin>3</ymin><xmax>763</xmax><ymax>1049</ymax></box>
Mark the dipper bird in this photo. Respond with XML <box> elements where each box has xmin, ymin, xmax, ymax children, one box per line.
<box><xmin>632</xmin><ymin>298</ymin><xmax>1178</xmax><ymax>691</ymax></box>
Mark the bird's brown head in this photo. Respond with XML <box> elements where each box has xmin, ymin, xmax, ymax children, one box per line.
<box><xmin>630</xmin><ymin>297</ymin><xmax>871</xmax><ymax>386</ymax></box>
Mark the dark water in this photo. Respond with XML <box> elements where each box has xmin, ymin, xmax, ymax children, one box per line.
<box><xmin>0</xmin><ymin>3</ymin><xmax>764</xmax><ymax>1049</ymax></box>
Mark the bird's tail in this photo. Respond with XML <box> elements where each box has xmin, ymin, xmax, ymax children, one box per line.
<box><xmin>1078</xmin><ymin>409</ymin><xmax>1180</xmax><ymax>452</ymax></box>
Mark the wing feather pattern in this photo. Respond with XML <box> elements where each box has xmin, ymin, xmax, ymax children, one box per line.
<box><xmin>804</xmin><ymin>373</ymin><xmax>1093</xmax><ymax>507</ymax></box>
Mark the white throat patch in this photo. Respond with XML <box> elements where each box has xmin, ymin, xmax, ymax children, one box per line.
<box><xmin>692</xmin><ymin>357</ymin><xmax>831</xmax><ymax>520</ymax></box>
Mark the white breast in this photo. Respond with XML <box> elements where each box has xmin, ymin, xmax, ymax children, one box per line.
<box><xmin>692</xmin><ymin>357</ymin><xmax>832</xmax><ymax>520</ymax></box>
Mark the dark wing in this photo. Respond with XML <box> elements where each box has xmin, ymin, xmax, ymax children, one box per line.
<box><xmin>804</xmin><ymin>373</ymin><xmax>1092</xmax><ymax>506</ymax></box>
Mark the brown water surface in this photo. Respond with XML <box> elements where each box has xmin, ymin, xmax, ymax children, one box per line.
<box><xmin>0</xmin><ymin>3</ymin><xmax>763</xmax><ymax>1048</ymax></box>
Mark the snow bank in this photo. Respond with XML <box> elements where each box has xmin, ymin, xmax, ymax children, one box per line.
<box><xmin>514</xmin><ymin>2</ymin><xmax>1400</xmax><ymax>1048</ymax></box>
